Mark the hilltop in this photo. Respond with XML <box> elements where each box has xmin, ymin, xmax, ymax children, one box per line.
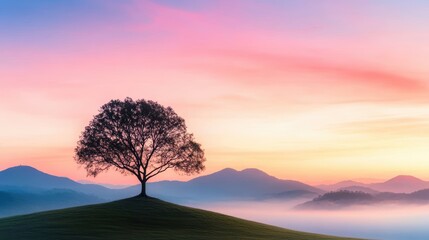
<box><xmin>0</xmin><ymin>197</ymin><xmax>358</xmax><ymax>240</ymax></box>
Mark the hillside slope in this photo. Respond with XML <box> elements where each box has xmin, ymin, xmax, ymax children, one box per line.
<box><xmin>0</xmin><ymin>197</ymin><xmax>359</xmax><ymax>240</ymax></box>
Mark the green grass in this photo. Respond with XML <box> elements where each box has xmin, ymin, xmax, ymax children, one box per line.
<box><xmin>0</xmin><ymin>197</ymin><xmax>361</xmax><ymax>240</ymax></box>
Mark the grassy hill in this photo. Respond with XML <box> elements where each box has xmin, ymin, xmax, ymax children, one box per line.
<box><xmin>0</xmin><ymin>197</ymin><xmax>360</xmax><ymax>240</ymax></box>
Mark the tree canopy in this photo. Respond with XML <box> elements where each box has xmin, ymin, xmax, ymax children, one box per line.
<box><xmin>75</xmin><ymin>98</ymin><xmax>205</xmax><ymax>197</ymax></box>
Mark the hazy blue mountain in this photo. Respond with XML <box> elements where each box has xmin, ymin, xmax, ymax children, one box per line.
<box><xmin>0</xmin><ymin>166</ymin><xmax>79</xmax><ymax>189</ymax></box>
<box><xmin>0</xmin><ymin>189</ymin><xmax>103</xmax><ymax>217</ymax></box>
<box><xmin>369</xmin><ymin>175</ymin><xmax>429</xmax><ymax>193</ymax></box>
<box><xmin>5</xmin><ymin>165</ymin><xmax>429</xmax><ymax>215</ymax></box>
<box><xmin>0</xmin><ymin>165</ymin><xmax>327</xmax><ymax>217</ymax></box>
<box><xmin>0</xmin><ymin>166</ymin><xmax>136</xmax><ymax>200</ymax></box>
<box><xmin>0</xmin><ymin>166</ymin><xmax>139</xmax><ymax>217</ymax></box>
<box><xmin>144</xmin><ymin>168</ymin><xmax>324</xmax><ymax>202</ymax></box>
<box><xmin>0</xmin><ymin>166</ymin><xmax>323</xmax><ymax>204</ymax></box>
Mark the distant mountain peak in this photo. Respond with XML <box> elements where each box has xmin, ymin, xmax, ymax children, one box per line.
<box><xmin>0</xmin><ymin>165</ymin><xmax>79</xmax><ymax>190</ymax></box>
<box><xmin>214</xmin><ymin>168</ymin><xmax>270</xmax><ymax>176</ymax></box>
<box><xmin>387</xmin><ymin>175</ymin><xmax>424</xmax><ymax>183</ymax></box>
<box><xmin>368</xmin><ymin>175</ymin><xmax>429</xmax><ymax>193</ymax></box>
<box><xmin>215</xmin><ymin>168</ymin><xmax>238</xmax><ymax>175</ymax></box>
<box><xmin>4</xmin><ymin>165</ymin><xmax>39</xmax><ymax>171</ymax></box>
<box><xmin>1</xmin><ymin>165</ymin><xmax>47</xmax><ymax>175</ymax></box>
<box><xmin>218</xmin><ymin>167</ymin><xmax>237</xmax><ymax>172</ymax></box>
<box><xmin>240</xmin><ymin>168</ymin><xmax>271</xmax><ymax>177</ymax></box>
<box><xmin>240</xmin><ymin>168</ymin><xmax>267</xmax><ymax>174</ymax></box>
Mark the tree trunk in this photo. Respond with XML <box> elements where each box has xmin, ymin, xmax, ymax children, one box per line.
<box><xmin>138</xmin><ymin>181</ymin><xmax>147</xmax><ymax>197</ymax></box>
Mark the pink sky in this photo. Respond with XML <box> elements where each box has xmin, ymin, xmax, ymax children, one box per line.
<box><xmin>1</xmin><ymin>0</ymin><xmax>429</xmax><ymax>185</ymax></box>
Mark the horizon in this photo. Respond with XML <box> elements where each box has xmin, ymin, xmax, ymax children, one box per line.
<box><xmin>2</xmin><ymin>0</ymin><xmax>429</xmax><ymax>185</ymax></box>
<box><xmin>1</xmin><ymin>164</ymin><xmax>427</xmax><ymax>187</ymax></box>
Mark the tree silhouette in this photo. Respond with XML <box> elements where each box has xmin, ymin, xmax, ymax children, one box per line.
<box><xmin>75</xmin><ymin>98</ymin><xmax>205</xmax><ymax>197</ymax></box>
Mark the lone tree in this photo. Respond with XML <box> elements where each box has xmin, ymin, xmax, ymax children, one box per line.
<box><xmin>75</xmin><ymin>98</ymin><xmax>206</xmax><ymax>197</ymax></box>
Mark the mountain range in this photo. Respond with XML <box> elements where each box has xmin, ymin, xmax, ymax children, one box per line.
<box><xmin>2</xmin><ymin>165</ymin><xmax>429</xmax><ymax>217</ymax></box>
<box><xmin>318</xmin><ymin>175</ymin><xmax>429</xmax><ymax>193</ymax></box>
<box><xmin>146</xmin><ymin>168</ymin><xmax>323</xmax><ymax>202</ymax></box>
<box><xmin>0</xmin><ymin>165</ymin><xmax>322</xmax><ymax>217</ymax></box>
<box><xmin>0</xmin><ymin>166</ymin><xmax>134</xmax><ymax>200</ymax></box>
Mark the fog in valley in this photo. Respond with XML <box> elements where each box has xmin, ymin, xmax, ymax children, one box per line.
<box><xmin>187</xmin><ymin>200</ymin><xmax>429</xmax><ymax>240</ymax></box>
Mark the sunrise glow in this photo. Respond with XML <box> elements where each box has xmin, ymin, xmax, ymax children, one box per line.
<box><xmin>1</xmin><ymin>0</ymin><xmax>429</xmax><ymax>185</ymax></box>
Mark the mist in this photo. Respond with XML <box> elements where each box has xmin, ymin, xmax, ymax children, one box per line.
<box><xmin>185</xmin><ymin>200</ymin><xmax>429</xmax><ymax>240</ymax></box>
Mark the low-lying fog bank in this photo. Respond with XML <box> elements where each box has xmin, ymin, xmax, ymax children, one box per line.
<box><xmin>186</xmin><ymin>200</ymin><xmax>429</xmax><ymax>240</ymax></box>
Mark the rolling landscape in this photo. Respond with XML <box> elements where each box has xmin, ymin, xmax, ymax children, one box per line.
<box><xmin>2</xmin><ymin>165</ymin><xmax>429</xmax><ymax>239</ymax></box>
<box><xmin>0</xmin><ymin>166</ymin><xmax>365</xmax><ymax>239</ymax></box>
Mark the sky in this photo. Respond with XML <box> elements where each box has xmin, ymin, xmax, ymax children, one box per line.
<box><xmin>1</xmin><ymin>0</ymin><xmax>429</xmax><ymax>185</ymax></box>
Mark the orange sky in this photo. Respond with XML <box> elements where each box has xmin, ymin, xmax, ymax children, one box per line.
<box><xmin>1</xmin><ymin>0</ymin><xmax>429</xmax><ymax>185</ymax></box>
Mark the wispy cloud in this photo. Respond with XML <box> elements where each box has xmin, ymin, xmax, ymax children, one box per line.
<box><xmin>186</xmin><ymin>49</ymin><xmax>428</xmax><ymax>102</ymax></box>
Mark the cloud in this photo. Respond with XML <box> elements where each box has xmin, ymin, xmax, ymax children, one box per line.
<box><xmin>185</xmin><ymin>49</ymin><xmax>428</xmax><ymax>102</ymax></box>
